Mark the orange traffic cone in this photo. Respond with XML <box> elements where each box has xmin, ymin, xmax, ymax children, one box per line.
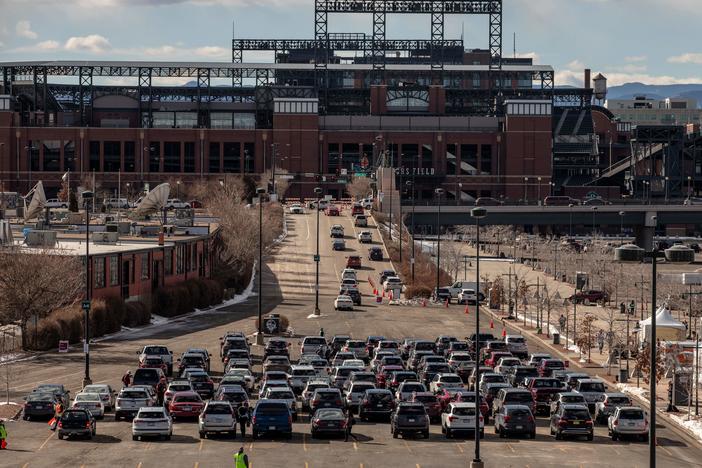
<box><xmin>464</xmin><ymin>305</ymin><xmax>469</xmax><ymax>315</ymax></box>
<box><xmin>445</xmin><ymin>299</ymin><xmax>449</xmax><ymax>308</ymax></box>
<box><xmin>489</xmin><ymin>319</ymin><xmax>495</xmax><ymax>329</ymax></box>
<box><xmin>423</xmin><ymin>300</ymin><xmax>427</xmax><ymax>307</ymax></box>
<box><xmin>502</xmin><ymin>328</ymin><xmax>507</xmax><ymax>338</ymax></box>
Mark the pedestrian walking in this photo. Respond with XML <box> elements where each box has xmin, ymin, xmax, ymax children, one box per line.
<box><xmin>0</xmin><ymin>420</ymin><xmax>7</xmax><ymax>450</ymax></box>
<box><xmin>233</xmin><ymin>447</ymin><xmax>249</xmax><ymax>468</ymax></box>
<box><xmin>597</xmin><ymin>330</ymin><xmax>605</xmax><ymax>354</ymax></box>
<box><xmin>319</xmin><ymin>327</ymin><xmax>325</xmax><ymax>337</ymax></box>
<box><xmin>122</xmin><ymin>370</ymin><xmax>132</xmax><ymax>388</ymax></box>
<box><xmin>156</xmin><ymin>377</ymin><xmax>167</xmax><ymax>406</ymax></box>
<box><xmin>558</xmin><ymin>314</ymin><xmax>566</xmax><ymax>332</ymax></box>
<box><xmin>237</xmin><ymin>402</ymin><xmax>251</xmax><ymax>439</ymax></box>
<box><xmin>344</xmin><ymin>411</ymin><xmax>356</xmax><ymax>442</ymax></box>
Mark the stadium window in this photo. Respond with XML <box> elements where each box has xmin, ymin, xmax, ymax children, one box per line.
<box><xmin>104</xmin><ymin>141</ymin><xmax>121</xmax><ymax>172</ymax></box>
<box><xmin>211</xmin><ymin>112</ymin><xmax>233</xmax><ymax>129</ymax></box>
<box><xmin>89</xmin><ymin>141</ymin><xmax>101</xmax><ymax>172</ymax></box>
<box><xmin>209</xmin><ymin>142</ymin><xmax>221</xmax><ymax>173</ymax></box>
<box><xmin>223</xmin><ymin>142</ymin><xmax>241</xmax><ymax>173</ymax></box>
<box><xmin>148</xmin><ymin>143</ymin><xmax>161</xmax><ymax>172</ymax></box>
<box><xmin>446</xmin><ymin>144</ymin><xmax>458</xmax><ymax>175</ymax></box>
<box><xmin>153</xmin><ymin>112</ymin><xmax>174</xmax><ymax>128</ymax></box>
<box><xmin>42</xmin><ymin>140</ymin><xmax>61</xmax><ymax>172</ymax></box>
<box><xmin>460</xmin><ymin>144</ymin><xmax>478</xmax><ymax>175</ymax></box>
<box><xmin>175</xmin><ymin>112</ymin><xmax>197</xmax><ymax>129</ymax></box>
<box><xmin>164</xmin><ymin>249</ymin><xmax>173</xmax><ymax>276</ymax></box>
<box><xmin>124</xmin><ymin>142</ymin><xmax>135</xmax><ymax>173</ymax></box>
<box><xmin>184</xmin><ymin>142</ymin><xmax>195</xmax><ymax>173</ymax></box>
<box><xmin>233</xmin><ymin>114</ymin><xmax>255</xmax><ymax>129</ymax></box>
<box><xmin>480</xmin><ymin>145</ymin><xmax>492</xmax><ymax>175</ymax></box>
<box><xmin>63</xmin><ymin>141</ymin><xmax>76</xmax><ymax>172</ymax></box>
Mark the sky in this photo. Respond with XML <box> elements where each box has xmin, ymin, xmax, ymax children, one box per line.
<box><xmin>0</xmin><ymin>0</ymin><xmax>701</xmax><ymax>87</ymax></box>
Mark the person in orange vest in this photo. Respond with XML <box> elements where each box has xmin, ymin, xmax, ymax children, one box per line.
<box><xmin>122</xmin><ymin>370</ymin><xmax>132</xmax><ymax>388</ymax></box>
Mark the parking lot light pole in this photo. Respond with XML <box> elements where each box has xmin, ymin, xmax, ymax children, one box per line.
<box><xmin>407</xmin><ymin>180</ymin><xmax>416</xmax><ymax>281</ymax></box>
<box><xmin>435</xmin><ymin>188</ymin><xmax>444</xmax><ymax>292</ymax></box>
<box><xmin>314</xmin><ymin>187</ymin><xmax>323</xmax><ymax>316</ymax></box>
<box><xmin>82</xmin><ymin>190</ymin><xmax>94</xmax><ymax>387</ymax></box>
<box><xmin>470</xmin><ymin>206</ymin><xmax>487</xmax><ymax>468</ymax></box>
<box><xmin>256</xmin><ymin>187</ymin><xmax>266</xmax><ymax>345</ymax></box>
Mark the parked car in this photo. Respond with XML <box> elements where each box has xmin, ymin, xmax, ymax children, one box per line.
<box><xmin>103</xmin><ymin>198</ymin><xmax>129</xmax><ymax>209</ymax></box>
<box><xmin>72</xmin><ymin>392</ymin><xmax>105</xmax><ymax>419</ymax></box>
<box><xmin>310</xmin><ymin>388</ymin><xmax>345</xmax><ymax>414</ymax></box>
<box><xmin>345</xmin><ymin>382</ymin><xmax>377</xmax><ymax>413</ymax></box>
<box><xmin>608</xmin><ymin>406</ymin><xmax>648</xmax><ymax>441</ymax></box>
<box><xmin>310</xmin><ymin>407</ymin><xmax>347</xmax><ymax>438</ymax></box>
<box><xmin>132</xmin><ymin>407</ymin><xmax>172</xmax><ymax>441</ymax></box>
<box><xmin>383</xmin><ymin>276</ymin><xmax>403</xmax><ymax>292</ymax></box>
<box><xmin>505</xmin><ymin>335</ymin><xmax>528</xmax><ymax>359</ymax></box>
<box><xmin>431</xmin><ymin>288</ymin><xmax>453</xmax><ymax>304</ymax></box>
<box><xmin>115</xmin><ymin>388</ymin><xmax>152</xmax><ymax>421</ymax></box>
<box><xmin>289</xmin><ymin>203</ymin><xmax>304</xmax><ymax>214</ymax></box>
<box><xmin>526</xmin><ymin>378</ymin><xmax>564</xmax><ymax>415</ymax></box>
<box><xmin>346</xmin><ymin>256</ymin><xmax>362</xmax><ymax>269</ymax></box>
<box><xmin>549</xmin><ymin>391</ymin><xmax>588</xmax><ymax>416</ymax></box>
<box><xmin>359</xmin><ymin>389</ymin><xmax>395</xmax><ymax>421</ymax></box>
<box><xmin>569</xmin><ymin>290</ymin><xmax>609</xmax><ymax>305</ymax></box>
<box><xmin>379</xmin><ymin>270</ymin><xmax>397</xmax><ymax>285</ymax></box>
<box><xmin>574</xmin><ymin>378</ymin><xmax>608</xmax><ymax>414</ymax></box>
<box><xmin>493</xmin><ymin>404</ymin><xmax>536</xmax><ymax>439</ymax></box>
<box><xmin>252</xmin><ymin>400</ymin><xmax>293</xmax><ymax>440</ymax></box>
<box><xmin>166</xmin><ymin>198</ymin><xmax>191</xmax><ymax>210</ymax></box>
<box><xmin>57</xmin><ymin>408</ymin><xmax>96</xmax><ymax>440</ymax></box>
<box><xmin>458</xmin><ymin>289</ymin><xmax>478</xmax><ymax>305</ymax></box>
<box><xmin>330</xmin><ymin>224</ymin><xmax>344</xmax><ymax>238</ymax></box>
<box><xmin>409</xmin><ymin>391</ymin><xmax>442</xmax><ymax>423</ymax></box>
<box><xmin>537</xmin><ymin>359</ymin><xmax>566</xmax><ymax>378</ymax></box>
<box><xmin>302</xmin><ymin>380</ymin><xmax>331</xmax><ymax>410</ymax></box>
<box><xmin>23</xmin><ymin>392</ymin><xmax>59</xmax><ymax>420</ymax></box>
<box><xmin>391</xmin><ymin>402</ymin><xmax>429</xmax><ymax>439</ymax></box>
<box><xmin>442</xmin><ymin>402</ymin><xmax>484</xmax><ymax>439</ymax></box>
<box><xmin>332</xmin><ymin>239</ymin><xmax>346</xmax><ymax>250</ymax></box>
<box><xmin>475</xmin><ymin>197</ymin><xmax>503</xmax><ymax>207</ymax></box>
<box><xmin>492</xmin><ymin>388</ymin><xmax>535</xmax><ymax>416</ymax></box>
<box><xmin>45</xmin><ymin>198</ymin><xmax>69</xmax><ymax>209</ymax></box>
<box><xmin>550</xmin><ymin>404</ymin><xmax>593</xmax><ymax>440</ymax></box>
<box><xmin>354</xmin><ymin>215</ymin><xmax>368</xmax><ymax>227</ymax></box>
<box><xmin>198</xmin><ymin>401</ymin><xmax>237</xmax><ymax>438</ymax></box>
<box><xmin>325</xmin><ymin>205</ymin><xmax>340</xmax><ymax>216</ymax></box>
<box><xmin>168</xmin><ymin>391</ymin><xmax>205</xmax><ymax>419</ymax></box>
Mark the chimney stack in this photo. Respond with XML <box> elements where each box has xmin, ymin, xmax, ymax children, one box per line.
<box><xmin>585</xmin><ymin>69</ymin><xmax>591</xmax><ymax>89</ymax></box>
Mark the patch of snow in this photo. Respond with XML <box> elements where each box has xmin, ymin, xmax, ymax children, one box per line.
<box><xmin>615</xmin><ymin>383</ymin><xmax>650</xmax><ymax>401</ymax></box>
<box><xmin>150</xmin><ymin>314</ymin><xmax>168</xmax><ymax>325</ymax></box>
<box><xmin>670</xmin><ymin>413</ymin><xmax>702</xmax><ymax>441</ymax></box>
<box><xmin>0</xmin><ymin>402</ymin><xmax>21</xmax><ymax>406</ymax></box>
<box><xmin>0</xmin><ymin>353</ymin><xmax>23</xmax><ymax>363</ymax></box>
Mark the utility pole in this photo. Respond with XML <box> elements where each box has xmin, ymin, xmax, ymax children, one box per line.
<box><xmin>635</xmin><ymin>276</ymin><xmax>650</xmax><ymax>321</ymax></box>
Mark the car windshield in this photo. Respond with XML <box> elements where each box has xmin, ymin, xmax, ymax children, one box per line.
<box><xmin>442</xmin><ymin>376</ymin><xmax>462</xmax><ymax>383</ymax></box>
<box><xmin>256</xmin><ymin>403</ymin><xmax>288</xmax><ymax>414</ymax></box>
<box><xmin>62</xmin><ymin>411</ymin><xmax>88</xmax><ymax>421</ymax></box>
<box><xmin>507</xmin><ymin>393</ymin><xmax>533</xmax><ymax>402</ymax></box>
<box><xmin>508</xmin><ymin>408</ymin><xmax>531</xmax><ymax>417</ymax></box>
<box><xmin>580</xmin><ymin>382</ymin><xmax>605</xmax><ymax>393</ymax></box>
<box><xmin>138</xmin><ymin>411</ymin><xmax>166</xmax><ymax>419</ymax></box>
<box><xmin>619</xmin><ymin>409</ymin><xmax>644</xmax><ymax>420</ymax></box>
<box><xmin>206</xmin><ymin>405</ymin><xmax>232</xmax><ymax>414</ymax></box>
<box><xmin>451</xmin><ymin>343</ymin><xmax>469</xmax><ymax>350</ymax></box>
<box><xmin>534</xmin><ymin>380</ymin><xmax>560</xmax><ymax>388</ymax></box>
<box><xmin>414</xmin><ymin>342</ymin><xmax>434</xmax><ymax>351</ymax></box>
<box><xmin>269</xmin><ymin>390</ymin><xmax>294</xmax><ymax>399</ymax></box>
<box><xmin>382</xmin><ymin>358</ymin><xmax>403</xmax><ymax>367</ymax></box>
<box><xmin>316</xmin><ymin>409</ymin><xmax>344</xmax><ymax>420</ymax></box>
<box><xmin>545</xmin><ymin>361</ymin><xmax>564</xmax><ymax>368</ymax></box>
<box><xmin>318</xmin><ymin>392</ymin><xmax>341</xmax><ymax>401</ymax></box>
<box><xmin>563</xmin><ymin>395</ymin><xmax>585</xmax><ymax>403</ymax></box>
<box><xmin>564</xmin><ymin>409</ymin><xmax>591</xmax><ymax>419</ymax></box>
<box><xmin>451</xmin><ymin>355</ymin><xmax>471</xmax><ymax>362</ymax></box>
<box><xmin>174</xmin><ymin>395</ymin><xmax>201</xmax><ymax>403</ymax></box>
<box><xmin>76</xmin><ymin>394</ymin><xmax>100</xmax><ymax>402</ymax></box>
<box><xmin>399</xmin><ymin>406</ymin><xmax>425</xmax><ymax>415</ymax></box>
<box><xmin>121</xmin><ymin>391</ymin><xmax>147</xmax><ymax>399</ymax></box>
<box><xmin>402</xmin><ymin>384</ymin><xmax>425</xmax><ymax>392</ymax></box>
<box><xmin>145</xmin><ymin>346</ymin><xmax>168</xmax><ymax>355</ymax></box>
<box><xmin>84</xmin><ymin>386</ymin><xmax>108</xmax><ymax>393</ymax></box>
<box><xmin>508</xmin><ymin>338</ymin><xmax>525</xmax><ymax>344</ymax></box>
<box><xmin>352</xmin><ymin>384</ymin><xmax>375</xmax><ymax>393</ymax></box>
<box><xmin>414</xmin><ymin>395</ymin><xmax>437</xmax><ymax>404</ymax></box>
<box><xmin>368</xmin><ymin>393</ymin><xmax>393</xmax><ymax>403</ymax></box>
<box><xmin>453</xmin><ymin>407</ymin><xmax>476</xmax><ymax>416</ymax></box>
<box><xmin>608</xmin><ymin>397</ymin><xmax>630</xmax><ymax>405</ymax></box>
<box><xmin>27</xmin><ymin>393</ymin><xmax>54</xmax><ymax>402</ymax></box>
<box><xmin>169</xmin><ymin>384</ymin><xmax>191</xmax><ymax>392</ymax></box>
<box><xmin>292</xmin><ymin>369</ymin><xmax>317</xmax><ymax>376</ymax></box>
<box><xmin>484</xmin><ymin>375</ymin><xmax>504</xmax><ymax>383</ymax></box>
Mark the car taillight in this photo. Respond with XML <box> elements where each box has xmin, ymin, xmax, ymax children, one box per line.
<box><xmin>504</xmin><ymin>416</ymin><xmax>511</xmax><ymax>423</ymax></box>
<box><xmin>527</xmin><ymin>416</ymin><xmax>534</xmax><ymax>422</ymax></box>
<box><xmin>558</xmin><ymin>420</ymin><xmax>568</xmax><ymax>427</ymax></box>
<box><xmin>613</xmin><ymin>420</ymin><xmax>618</xmax><ymax>426</ymax></box>
<box><xmin>585</xmin><ymin>419</ymin><xmax>593</xmax><ymax>425</ymax></box>
<box><xmin>252</xmin><ymin>416</ymin><xmax>256</xmax><ymax>424</ymax></box>
<box><xmin>448</xmin><ymin>416</ymin><xmax>456</xmax><ymax>422</ymax></box>
<box><xmin>288</xmin><ymin>415</ymin><xmax>292</xmax><ymax>425</ymax></box>
<box><xmin>58</xmin><ymin>421</ymin><xmax>63</xmax><ymax>428</ymax></box>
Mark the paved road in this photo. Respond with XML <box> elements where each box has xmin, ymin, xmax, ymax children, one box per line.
<box><xmin>4</xmin><ymin>207</ymin><xmax>702</xmax><ymax>468</ymax></box>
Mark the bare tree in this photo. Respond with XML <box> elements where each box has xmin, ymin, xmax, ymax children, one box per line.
<box><xmin>0</xmin><ymin>249</ymin><xmax>83</xmax><ymax>350</ymax></box>
<box><xmin>576</xmin><ymin>314</ymin><xmax>597</xmax><ymax>362</ymax></box>
<box><xmin>346</xmin><ymin>177</ymin><xmax>373</xmax><ymax>201</ymax></box>
<box><xmin>440</xmin><ymin>241</ymin><xmax>464</xmax><ymax>282</ymax></box>
<box><xmin>261</xmin><ymin>167</ymin><xmax>291</xmax><ymax>201</ymax></box>
<box><xmin>634</xmin><ymin>343</ymin><xmax>666</xmax><ymax>386</ymax></box>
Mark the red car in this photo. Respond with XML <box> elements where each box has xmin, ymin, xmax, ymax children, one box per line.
<box><xmin>376</xmin><ymin>365</ymin><xmax>404</xmax><ymax>389</ymax></box>
<box><xmin>435</xmin><ymin>387</ymin><xmax>468</xmax><ymax>411</ymax></box>
<box><xmin>351</xmin><ymin>205</ymin><xmax>364</xmax><ymax>216</ymax></box>
<box><xmin>568</xmin><ymin>290</ymin><xmax>609</xmax><ymax>305</ymax></box>
<box><xmin>410</xmin><ymin>391</ymin><xmax>442</xmax><ymax>422</ymax></box>
<box><xmin>326</xmin><ymin>205</ymin><xmax>340</xmax><ymax>216</ymax></box>
<box><xmin>485</xmin><ymin>351</ymin><xmax>513</xmax><ymax>368</ymax></box>
<box><xmin>139</xmin><ymin>356</ymin><xmax>168</xmax><ymax>375</ymax></box>
<box><xmin>346</xmin><ymin>256</ymin><xmax>362</xmax><ymax>269</ymax></box>
<box><xmin>168</xmin><ymin>391</ymin><xmax>204</xmax><ymax>419</ymax></box>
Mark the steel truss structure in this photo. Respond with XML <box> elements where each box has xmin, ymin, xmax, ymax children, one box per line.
<box><xmin>631</xmin><ymin>125</ymin><xmax>686</xmax><ymax>198</ymax></box>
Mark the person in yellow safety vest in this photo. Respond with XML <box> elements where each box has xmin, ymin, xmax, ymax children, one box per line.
<box><xmin>233</xmin><ymin>447</ymin><xmax>249</xmax><ymax>468</ymax></box>
<box><xmin>0</xmin><ymin>420</ymin><xmax>7</xmax><ymax>449</ymax></box>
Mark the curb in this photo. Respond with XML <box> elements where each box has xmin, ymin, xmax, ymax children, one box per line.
<box><xmin>481</xmin><ymin>305</ymin><xmax>702</xmax><ymax>446</ymax></box>
<box><xmin>369</xmin><ymin>211</ymin><xmax>397</xmax><ymax>274</ymax></box>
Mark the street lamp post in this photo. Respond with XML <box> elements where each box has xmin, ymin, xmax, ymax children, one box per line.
<box><xmin>255</xmin><ymin>187</ymin><xmax>266</xmax><ymax>345</ymax></box>
<box><xmin>523</xmin><ymin>177</ymin><xmax>528</xmax><ymax>204</ymax></box>
<box><xmin>407</xmin><ymin>180</ymin><xmax>416</xmax><ymax>281</ymax></box>
<box><xmin>619</xmin><ymin>211</ymin><xmax>625</xmax><ymax>245</ymax></box>
<box><xmin>435</xmin><ymin>188</ymin><xmax>444</xmax><ymax>292</ymax></box>
<box><xmin>82</xmin><ymin>190</ymin><xmax>94</xmax><ymax>387</ymax></box>
<box><xmin>314</xmin><ymin>187</ymin><xmax>323</xmax><ymax>316</ymax></box>
<box><xmin>537</xmin><ymin>177</ymin><xmax>542</xmax><ymax>204</ymax></box>
<box><xmin>591</xmin><ymin>206</ymin><xmax>598</xmax><ymax>237</ymax></box>
<box><xmin>665</xmin><ymin>176</ymin><xmax>670</xmax><ymax>203</ymax></box>
<box><xmin>569</xmin><ymin>203</ymin><xmax>574</xmax><ymax>238</ymax></box>
<box><xmin>470</xmin><ymin>206</ymin><xmax>487</xmax><ymax>468</ymax></box>
<box><xmin>457</xmin><ymin>182</ymin><xmax>462</xmax><ymax>206</ymax></box>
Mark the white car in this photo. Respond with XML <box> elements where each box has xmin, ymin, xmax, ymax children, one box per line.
<box><xmin>72</xmin><ymin>392</ymin><xmax>105</xmax><ymax>418</ymax></box>
<box><xmin>608</xmin><ymin>406</ymin><xmax>648</xmax><ymax>442</ymax></box>
<box><xmin>341</xmin><ymin>269</ymin><xmax>358</xmax><ymax>281</ymax></box>
<box><xmin>103</xmin><ymin>198</ymin><xmax>129</xmax><ymax>209</ymax></box>
<box><xmin>166</xmin><ymin>198</ymin><xmax>191</xmax><ymax>210</ymax></box>
<box><xmin>396</xmin><ymin>382</ymin><xmax>427</xmax><ymax>402</ymax></box>
<box><xmin>82</xmin><ymin>384</ymin><xmax>116</xmax><ymax>412</ymax></box>
<box><xmin>494</xmin><ymin>357</ymin><xmax>522</xmax><ymax>375</ymax></box>
<box><xmin>222</xmin><ymin>369</ymin><xmax>256</xmax><ymax>393</ymax></box>
<box><xmin>344</xmin><ymin>382</ymin><xmax>376</xmax><ymax>411</ymax></box>
<box><xmin>334</xmin><ymin>295</ymin><xmax>354</xmax><ymax>311</ymax></box>
<box><xmin>330</xmin><ymin>224</ymin><xmax>345</xmax><ymax>237</ymax></box>
<box><xmin>358</xmin><ymin>231</ymin><xmax>373</xmax><ymax>243</ymax></box>
<box><xmin>383</xmin><ymin>276</ymin><xmax>403</xmax><ymax>292</ymax></box>
<box><xmin>289</xmin><ymin>203</ymin><xmax>304</xmax><ymax>214</ymax></box>
<box><xmin>164</xmin><ymin>380</ymin><xmax>194</xmax><ymax>406</ymax></box>
<box><xmin>441</xmin><ymin>402</ymin><xmax>484</xmax><ymax>439</ymax></box>
<box><xmin>132</xmin><ymin>407</ymin><xmax>172</xmax><ymax>441</ymax></box>
<box><xmin>198</xmin><ymin>401</ymin><xmax>237</xmax><ymax>438</ymax></box>
<box><xmin>45</xmin><ymin>198</ymin><xmax>68</xmax><ymax>209</ymax></box>
<box><xmin>289</xmin><ymin>365</ymin><xmax>318</xmax><ymax>393</ymax></box>
<box><xmin>429</xmin><ymin>373</ymin><xmax>465</xmax><ymax>393</ymax></box>
<box><xmin>457</xmin><ymin>289</ymin><xmax>478</xmax><ymax>305</ymax></box>
<box><xmin>505</xmin><ymin>335</ymin><xmax>528</xmax><ymax>358</ymax></box>
<box><xmin>341</xmin><ymin>278</ymin><xmax>358</xmax><ymax>289</ymax></box>
<box><xmin>362</xmin><ymin>199</ymin><xmax>373</xmax><ymax>210</ymax></box>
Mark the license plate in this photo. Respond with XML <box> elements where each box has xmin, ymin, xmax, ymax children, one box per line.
<box><xmin>628</xmin><ymin>422</ymin><xmax>635</xmax><ymax>426</ymax></box>
<box><xmin>408</xmin><ymin>418</ymin><xmax>415</xmax><ymax>422</ymax></box>
<box><xmin>515</xmin><ymin>425</ymin><xmax>523</xmax><ymax>429</ymax></box>
<box><xmin>377</xmin><ymin>404</ymin><xmax>383</xmax><ymax>407</ymax></box>
<box><xmin>148</xmin><ymin>422</ymin><xmax>155</xmax><ymax>427</ymax></box>
<box><xmin>183</xmin><ymin>406</ymin><xmax>191</xmax><ymax>411</ymax></box>
<box><xmin>36</xmin><ymin>405</ymin><xmax>44</xmax><ymax>409</ymax></box>
<box><xmin>573</xmin><ymin>421</ymin><xmax>581</xmax><ymax>425</ymax></box>
<box><xmin>269</xmin><ymin>426</ymin><xmax>276</xmax><ymax>430</ymax></box>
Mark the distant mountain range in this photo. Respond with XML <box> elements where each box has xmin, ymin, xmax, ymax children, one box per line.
<box><xmin>606</xmin><ymin>83</ymin><xmax>702</xmax><ymax>107</ymax></box>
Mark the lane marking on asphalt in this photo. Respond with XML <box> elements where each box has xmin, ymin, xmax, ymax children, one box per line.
<box><xmin>198</xmin><ymin>439</ymin><xmax>203</xmax><ymax>452</ymax></box>
<box><xmin>416</xmin><ymin>464</ymin><xmax>421</xmax><ymax>468</ymax></box>
<box><xmin>506</xmin><ymin>443</ymin><xmax>516</xmax><ymax>453</ymax></box>
<box><xmin>403</xmin><ymin>440</ymin><xmax>413</xmax><ymax>454</ymax></box>
<box><xmin>659</xmin><ymin>445</ymin><xmax>674</xmax><ymax>457</ymax></box>
<box><xmin>353</xmin><ymin>441</ymin><xmax>358</xmax><ymax>451</ymax></box>
<box><xmin>305</xmin><ymin>462</ymin><xmax>309</xmax><ymax>468</ymax></box>
<box><xmin>303</xmin><ymin>433</ymin><xmax>308</xmax><ymax>452</ymax></box>
<box><xmin>455</xmin><ymin>443</ymin><xmax>464</xmax><ymax>453</ymax></box>
<box><xmin>249</xmin><ymin>441</ymin><xmax>254</xmax><ymax>450</ymax></box>
<box><xmin>22</xmin><ymin>464</ymin><xmax>29</xmax><ymax>468</ymax></box>
<box><xmin>37</xmin><ymin>432</ymin><xmax>54</xmax><ymax>452</ymax></box>
<box><xmin>359</xmin><ymin>464</ymin><xmax>364</xmax><ymax>468</ymax></box>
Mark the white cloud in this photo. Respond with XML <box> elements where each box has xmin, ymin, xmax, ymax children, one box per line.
<box><xmin>668</xmin><ymin>53</ymin><xmax>702</xmax><ymax>65</ymax></box>
<box><xmin>35</xmin><ymin>40</ymin><xmax>60</xmax><ymax>50</ymax></box>
<box><xmin>624</xmin><ymin>55</ymin><xmax>647</xmax><ymax>63</ymax></box>
<box><xmin>15</xmin><ymin>20</ymin><xmax>37</xmax><ymax>39</ymax></box>
<box><xmin>64</xmin><ymin>34</ymin><xmax>111</xmax><ymax>53</ymax></box>
<box><xmin>516</xmin><ymin>52</ymin><xmax>540</xmax><ymax>63</ymax></box>
<box><xmin>193</xmin><ymin>46</ymin><xmax>229</xmax><ymax>59</ymax></box>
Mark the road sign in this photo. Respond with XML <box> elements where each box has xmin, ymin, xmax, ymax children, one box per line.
<box><xmin>82</xmin><ymin>300</ymin><xmax>91</xmax><ymax>311</ymax></box>
<box><xmin>314</xmin><ymin>254</ymin><xmax>320</xmax><ymax>262</ymax></box>
<box><xmin>279</xmin><ymin>174</ymin><xmax>295</xmax><ymax>180</ymax></box>
<box><xmin>379</xmin><ymin>192</ymin><xmax>385</xmax><ymax>202</ymax></box>
<box><xmin>58</xmin><ymin>340</ymin><xmax>69</xmax><ymax>353</ymax></box>
<box><xmin>340</xmin><ymin>168</ymin><xmax>348</xmax><ymax>176</ymax></box>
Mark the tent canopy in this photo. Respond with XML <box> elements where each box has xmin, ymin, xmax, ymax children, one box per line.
<box><xmin>638</xmin><ymin>306</ymin><xmax>687</xmax><ymax>344</ymax></box>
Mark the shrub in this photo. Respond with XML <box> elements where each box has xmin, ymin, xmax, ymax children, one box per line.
<box><xmin>405</xmin><ymin>285</ymin><xmax>432</xmax><ymax>299</ymax></box>
<box><xmin>125</xmin><ymin>301</ymin><xmax>151</xmax><ymax>327</ymax></box>
<box><xmin>151</xmin><ymin>278</ymin><xmax>225</xmax><ymax>318</ymax></box>
<box><xmin>33</xmin><ymin>319</ymin><xmax>62</xmax><ymax>351</ymax></box>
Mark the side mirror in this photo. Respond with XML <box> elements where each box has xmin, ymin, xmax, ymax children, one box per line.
<box><xmin>136</xmin><ymin>351</ymin><xmax>141</xmax><ymax>355</ymax></box>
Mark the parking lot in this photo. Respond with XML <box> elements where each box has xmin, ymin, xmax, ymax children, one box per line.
<box><xmin>5</xmin><ymin>208</ymin><xmax>702</xmax><ymax>468</ymax></box>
